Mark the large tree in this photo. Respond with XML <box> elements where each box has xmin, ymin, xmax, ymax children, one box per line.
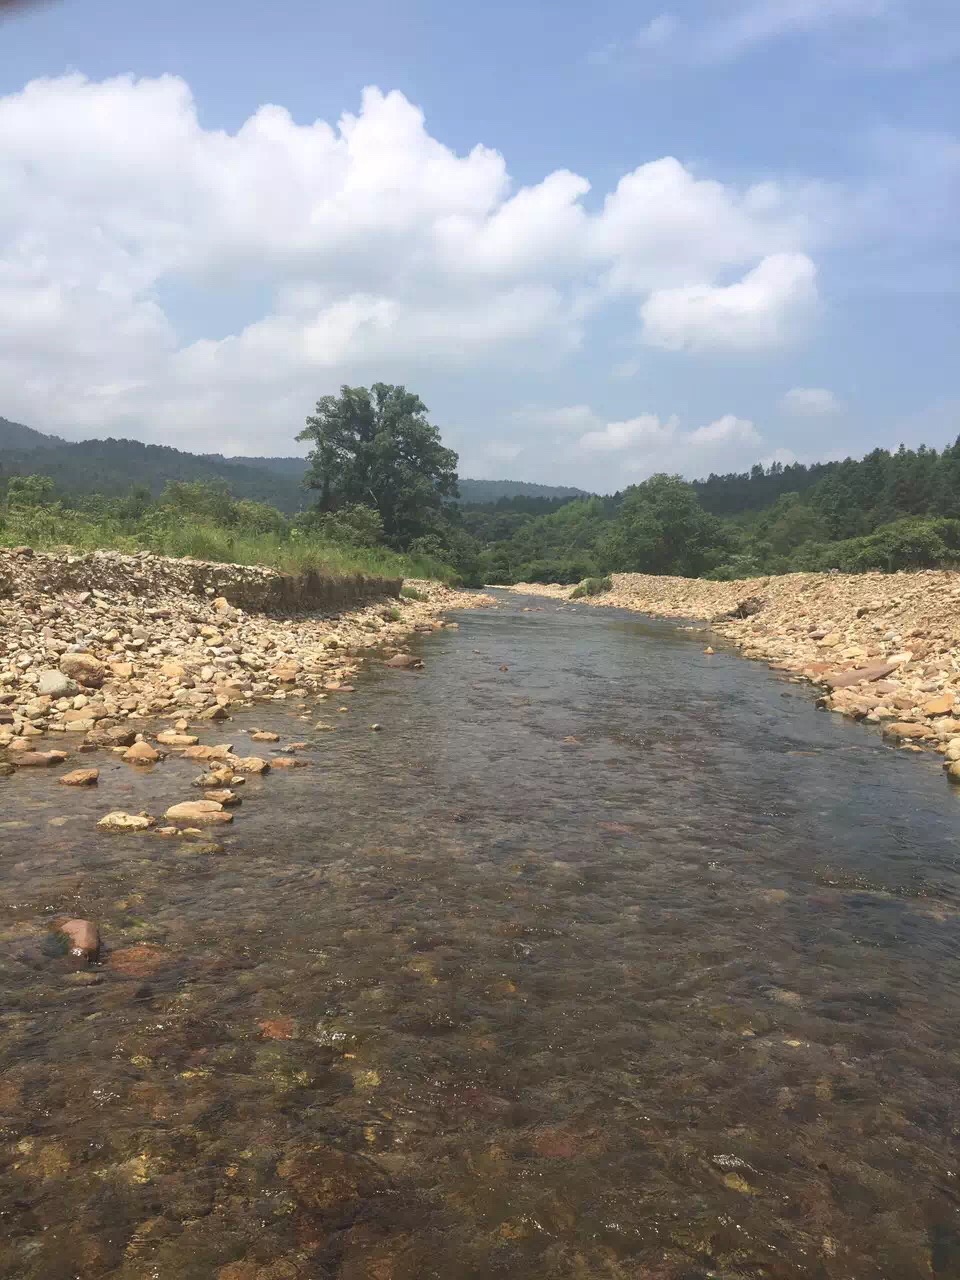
<box><xmin>599</xmin><ymin>474</ymin><xmax>728</xmax><ymax>576</ymax></box>
<box><xmin>297</xmin><ymin>384</ymin><xmax>459</xmax><ymax>546</ymax></box>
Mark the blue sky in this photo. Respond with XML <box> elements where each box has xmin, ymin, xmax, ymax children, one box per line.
<box><xmin>0</xmin><ymin>0</ymin><xmax>957</xmax><ymax>489</ymax></box>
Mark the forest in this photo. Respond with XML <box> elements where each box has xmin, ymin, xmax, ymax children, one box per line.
<box><xmin>2</xmin><ymin>394</ymin><xmax>960</xmax><ymax>587</ymax></box>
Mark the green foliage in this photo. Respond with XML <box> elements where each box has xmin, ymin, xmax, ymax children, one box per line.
<box><xmin>0</xmin><ymin>476</ymin><xmax>455</xmax><ymax>584</ymax></box>
<box><xmin>6</xmin><ymin>474</ymin><xmax>56</xmax><ymax>508</ymax></box>
<box><xmin>297</xmin><ymin>383</ymin><xmax>459</xmax><ymax>546</ymax></box>
<box><xmin>295</xmin><ymin>503</ymin><xmax>385</xmax><ymax>548</ymax></box>
<box><xmin>400</xmin><ymin>585</ymin><xmax>426</xmax><ymax>601</ymax></box>
<box><xmin>599</xmin><ymin>475</ymin><xmax>730</xmax><ymax>576</ymax></box>
<box><xmin>570</xmin><ymin>576</ymin><xmax>612</xmax><ymax>599</ymax></box>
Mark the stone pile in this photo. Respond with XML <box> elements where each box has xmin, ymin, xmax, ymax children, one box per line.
<box><xmin>0</xmin><ymin>547</ymin><xmax>488</xmax><ymax>762</ymax></box>
<box><xmin>513</xmin><ymin>570</ymin><xmax>960</xmax><ymax>781</ymax></box>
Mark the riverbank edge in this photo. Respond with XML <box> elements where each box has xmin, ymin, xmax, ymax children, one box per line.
<box><xmin>508</xmin><ymin>571</ymin><xmax>960</xmax><ymax>783</ymax></box>
<box><xmin>1</xmin><ymin>547</ymin><xmax>495</xmax><ymax>771</ymax></box>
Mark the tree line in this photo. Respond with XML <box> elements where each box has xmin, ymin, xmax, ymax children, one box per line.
<box><xmin>2</xmin><ymin>383</ymin><xmax>959</xmax><ymax>586</ymax></box>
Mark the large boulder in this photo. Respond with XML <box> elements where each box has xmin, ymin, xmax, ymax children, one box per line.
<box><xmin>37</xmin><ymin>670</ymin><xmax>78</xmax><ymax>698</ymax></box>
<box><xmin>59</xmin><ymin>653</ymin><xmax>105</xmax><ymax>688</ymax></box>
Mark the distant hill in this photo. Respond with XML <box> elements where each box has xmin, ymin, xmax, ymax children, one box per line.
<box><xmin>457</xmin><ymin>478</ymin><xmax>588</xmax><ymax>503</ymax></box>
<box><xmin>0</xmin><ymin>417</ymin><xmax>65</xmax><ymax>451</ymax></box>
<box><xmin>0</xmin><ymin>419</ymin><xmax>586</xmax><ymax>513</ymax></box>
<box><xmin>0</xmin><ymin>432</ymin><xmax>309</xmax><ymax>512</ymax></box>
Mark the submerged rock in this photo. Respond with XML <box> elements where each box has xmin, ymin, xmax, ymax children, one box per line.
<box><xmin>14</xmin><ymin>750</ymin><xmax>68</xmax><ymax>767</ymax></box>
<box><xmin>55</xmin><ymin>918</ymin><xmax>99</xmax><ymax>961</ymax></box>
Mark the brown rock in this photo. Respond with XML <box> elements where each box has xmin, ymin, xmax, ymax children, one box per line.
<box><xmin>123</xmin><ymin>740</ymin><xmax>161</xmax><ymax>764</ymax></box>
<box><xmin>109</xmin><ymin>944</ymin><xmax>166</xmax><ymax>977</ymax></box>
<box><xmin>56</xmin><ymin>918</ymin><xmax>99</xmax><ymax>961</ymax></box>
<box><xmin>258</xmin><ymin>1016</ymin><xmax>296</xmax><ymax>1040</ymax></box>
<box><xmin>160</xmin><ymin>661</ymin><xmax>186</xmax><ymax>679</ymax></box>
<box><xmin>59</xmin><ymin>653</ymin><xmax>105</xmax><ymax>688</ymax></box>
<box><xmin>59</xmin><ymin>768</ymin><xmax>99</xmax><ymax>786</ymax></box>
<box><xmin>156</xmin><ymin>731</ymin><xmax>200</xmax><ymax>746</ymax></box>
<box><xmin>194</xmin><ymin>766</ymin><xmax>236</xmax><ymax>787</ymax></box>
<box><xmin>270</xmin><ymin>756</ymin><xmax>309</xmax><ymax>769</ymax></box>
<box><xmin>14</xmin><ymin>750</ymin><xmax>69</xmax><ymax>767</ymax></box>
<box><xmin>97</xmin><ymin>810</ymin><xmax>156</xmax><ymax>832</ymax></box>
<box><xmin>164</xmin><ymin>800</ymin><xmax>233</xmax><ymax>825</ymax></box>
<box><xmin>250</xmin><ymin>730</ymin><xmax>280</xmax><ymax>742</ymax></box>
<box><xmin>182</xmin><ymin>743</ymin><xmax>234</xmax><ymax>760</ymax></box>
<box><xmin>884</xmin><ymin>721</ymin><xmax>932</xmax><ymax>741</ymax></box>
<box><xmin>229</xmin><ymin>755</ymin><xmax>270</xmax><ymax>774</ymax></box>
<box><xmin>823</xmin><ymin>661</ymin><xmax>898</xmax><ymax>690</ymax></box>
<box><xmin>198</xmin><ymin>704</ymin><xmax>230</xmax><ymax>721</ymax></box>
<box><xmin>204</xmin><ymin>789</ymin><xmax>241</xmax><ymax>806</ymax></box>
<box><xmin>924</xmin><ymin>693</ymin><xmax>956</xmax><ymax>717</ymax></box>
<box><xmin>385</xmin><ymin>653</ymin><xmax>421</xmax><ymax>669</ymax></box>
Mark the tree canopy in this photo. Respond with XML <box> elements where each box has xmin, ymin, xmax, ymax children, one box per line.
<box><xmin>297</xmin><ymin>384</ymin><xmax>459</xmax><ymax>547</ymax></box>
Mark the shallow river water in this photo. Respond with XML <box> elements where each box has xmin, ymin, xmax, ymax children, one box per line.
<box><xmin>3</xmin><ymin>593</ymin><xmax>960</xmax><ymax>1279</ymax></box>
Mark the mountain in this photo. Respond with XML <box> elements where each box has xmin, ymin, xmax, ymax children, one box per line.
<box><xmin>457</xmin><ymin>478</ymin><xmax>588</xmax><ymax>503</ymax></box>
<box><xmin>0</xmin><ymin>419</ymin><xmax>587</xmax><ymax>511</ymax></box>
<box><xmin>0</xmin><ymin>417</ymin><xmax>65</xmax><ymax>451</ymax></box>
<box><xmin>0</xmin><ymin>432</ymin><xmax>308</xmax><ymax>512</ymax></box>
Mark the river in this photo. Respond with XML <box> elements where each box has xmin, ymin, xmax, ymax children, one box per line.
<box><xmin>2</xmin><ymin>592</ymin><xmax>960</xmax><ymax>1279</ymax></box>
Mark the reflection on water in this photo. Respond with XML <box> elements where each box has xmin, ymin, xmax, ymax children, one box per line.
<box><xmin>2</xmin><ymin>594</ymin><xmax>960</xmax><ymax>1278</ymax></box>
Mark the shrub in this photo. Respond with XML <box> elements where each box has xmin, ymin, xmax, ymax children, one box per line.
<box><xmin>570</xmin><ymin>576</ymin><xmax>613</xmax><ymax>598</ymax></box>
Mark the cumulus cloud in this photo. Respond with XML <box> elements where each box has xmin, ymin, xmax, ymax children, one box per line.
<box><xmin>579</xmin><ymin>413</ymin><xmax>677</xmax><ymax>453</ymax></box>
<box><xmin>572</xmin><ymin>408</ymin><xmax>765</xmax><ymax>478</ymax></box>
<box><xmin>781</xmin><ymin>386</ymin><xmax>843</xmax><ymax>415</ymax></box>
<box><xmin>0</xmin><ymin>73</ymin><xmax>826</xmax><ymax>451</ymax></box>
<box><xmin>690</xmin><ymin>414</ymin><xmax>761</xmax><ymax>444</ymax></box>
<box><xmin>640</xmin><ymin>253</ymin><xmax>818</xmax><ymax>351</ymax></box>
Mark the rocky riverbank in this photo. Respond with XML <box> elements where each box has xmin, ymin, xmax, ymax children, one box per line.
<box><xmin>512</xmin><ymin>570</ymin><xmax>960</xmax><ymax>781</ymax></box>
<box><xmin>1</xmin><ymin>547</ymin><xmax>491</xmax><ymax>779</ymax></box>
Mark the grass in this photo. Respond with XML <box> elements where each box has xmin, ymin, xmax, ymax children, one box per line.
<box><xmin>0</xmin><ymin>508</ymin><xmax>456</xmax><ymax>584</ymax></box>
<box><xmin>570</xmin><ymin>575</ymin><xmax>613</xmax><ymax>599</ymax></box>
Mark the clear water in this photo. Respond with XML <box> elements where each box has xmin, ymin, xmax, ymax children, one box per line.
<box><xmin>2</xmin><ymin>593</ymin><xmax>960</xmax><ymax>1279</ymax></box>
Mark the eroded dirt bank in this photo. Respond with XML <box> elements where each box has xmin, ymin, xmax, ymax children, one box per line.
<box><xmin>1</xmin><ymin>547</ymin><xmax>490</xmax><ymax>772</ymax></box>
<box><xmin>511</xmin><ymin>570</ymin><xmax>960</xmax><ymax>778</ymax></box>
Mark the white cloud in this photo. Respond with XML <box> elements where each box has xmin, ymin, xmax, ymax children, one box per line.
<box><xmin>640</xmin><ymin>253</ymin><xmax>818</xmax><ymax>351</ymax></box>
<box><xmin>573</xmin><ymin>408</ymin><xmax>766</xmax><ymax>478</ymax></box>
<box><xmin>579</xmin><ymin>413</ymin><xmax>678</xmax><ymax>453</ymax></box>
<box><xmin>690</xmin><ymin>414</ymin><xmax>761</xmax><ymax>444</ymax></box>
<box><xmin>592</xmin><ymin>0</ymin><xmax>958</xmax><ymax>70</ymax></box>
<box><xmin>0</xmin><ymin>73</ymin><xmax>830</xmax><ymax>451</ymax></box>
<box><xmin>781</xmin><ymin>386</ymin><xmax>843</xmax><ymax>415</ymax></box>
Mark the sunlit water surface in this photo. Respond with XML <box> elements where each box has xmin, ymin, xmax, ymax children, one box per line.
<box><xmin>2</xmin><ymin>594</ymin><xmax>960</xmax><ymax>1279</ymax></box>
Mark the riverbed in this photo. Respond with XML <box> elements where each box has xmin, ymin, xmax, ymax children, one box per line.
<box><xmin>2</xmin><ymin>592</ymin><xmax>960</xmax><ymax>1279</ymax></box>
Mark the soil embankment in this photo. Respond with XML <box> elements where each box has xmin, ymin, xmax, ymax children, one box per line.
<box><xmin>0</xmin><ymin>547</ymin><xmax>489</xmax><ymax>766</ymax></box>
<box><xmin>512</xmin><ymin>570</ymin><xmax>960</xmax><ymax>778</ymax></box>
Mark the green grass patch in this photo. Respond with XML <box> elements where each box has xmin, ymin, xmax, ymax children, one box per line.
<box><xmin>0</xmin><ymin>508</ymin><xmax>455</xmax><ymax>584</ymax></box>
<box><xmin>570</xmin><ymin>575</ymin><xmax>612</xmax><ymax>599</ymax></box>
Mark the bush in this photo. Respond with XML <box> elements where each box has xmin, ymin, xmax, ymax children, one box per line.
<box><xmin>400</xmin><ymin>585</ymin><xmax>426</xmax><ymax>601</ymax></box>
<box><xmin>570</xmin><ymin>576</ymin><xmax>612</xmax><ymax>598</ymax></box>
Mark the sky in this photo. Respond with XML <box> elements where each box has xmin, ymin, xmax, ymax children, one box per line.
<box><xmin>0</xmin><ymin>0</ymin><xmax>957</xmax><ymax>491</ymax></box>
